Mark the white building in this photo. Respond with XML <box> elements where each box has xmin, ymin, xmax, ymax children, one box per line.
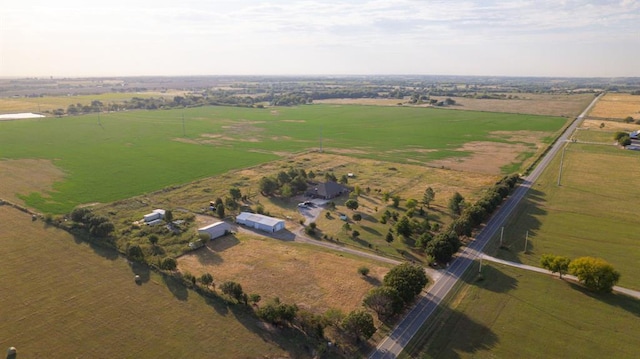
<box><xmin>143</xmin><ymin>209</ymin><xmax>166</xmax><ymax>225</ymax></box>
<box><xmin>198</xmin><ymin>221</ymin><xmax>231</xmax><ymax>240</ymax></box>
<box><xmin>236</xmin><ymin>212</ymin><xmax>285</xmax><ymax>233</ymax></box>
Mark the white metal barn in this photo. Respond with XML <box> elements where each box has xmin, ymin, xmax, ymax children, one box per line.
<box><xmin>236</xmin><ymin>212</ymin><xmax>285</xmax><ymax>233</ymax></box>
<box><xmin>198</xmin><ymin>221</ymin><xmax>231</xmax><ymax>240</ymax></box>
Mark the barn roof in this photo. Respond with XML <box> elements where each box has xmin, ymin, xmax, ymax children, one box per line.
<box><xmin>236</xmin><ymin>212</ymin><xmax>284</xmax><ymax>227</ymax></box>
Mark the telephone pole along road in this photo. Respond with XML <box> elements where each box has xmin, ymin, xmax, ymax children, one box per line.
<box><xmin>369</xmin><ymin>94</ymin><xmax>604</xmax><ymax>359</ymax></box>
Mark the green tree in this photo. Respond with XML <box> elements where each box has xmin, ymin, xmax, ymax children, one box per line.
<box><xmin>363</xmin><ymin>286</ymin><xmax>403</xmax><ymax>319</ymax></box>
<box><xmin>351</xmin><ymin>230</ymin><xmax>360</xmax><ymax>239</ymax></box>
<box><xmin>395</xmin><ymin>216</ymin><xmax>412</xmax><ymax>237</ymax></box>
<box><xmin>199</xmin><ymin>273</ymin><xmax>214</xmax><ymax>288</ymax></box>
<box><xmin>159</xmin><ymin>257</ymin><xmax>177</xmax><ymax>271</ymax></box>
<box><xmin>383</xmin><ymin>262</ymin><xmax>428</xmax><ymax>304</ymax></box>
<box><xmin>340</xmin><ymin>174</ymin><xmax>349</xmax><ymax>184</ymax></box>
<box><xmin>540</xmin><ymin>254</ymin><xmax>571</xmax><ymax>279</ymax></box>
<box><xmin>276</xmin><ymin>171</ymin><xmax>291</xmax><ymax>185</ymax></box>
<box><xmin>357</xmin><ymin>266</ymin><xmax>370</xmax><ymax>276</ymax></box>
<box><xmin>426</xmin><ymin>234</ymin><xmax>457</xmax><ymax>263</ymax></box>
<box><xmin>127</xmin><ymin>245</ymin><xmax>144</xmax><ymax>261</ymax></box>
<box><xmin>352</xmin><ymin>213</ymin><xmax>362</xmax><ymax>222</ymax></box>
<box><xmin>258</xmin><ymin>176</ymin><xmax>279</xmax><ymax>196</ymax></box>
<box><xmin>385</xmin><ymin>231</ymin><xmax>394</xmax><ymax>243</ymax></box>
<box><xmin>423</xmin><ymin>187</ymin><xmax>435</xmax><ymax>208</ymax></box>
<box><xmin>448</xmin><ymin>192</ymin><xmax>465</xmax><ymax>216</ymax></box>
<box><xmin>342</xmin><ymin>310</ymin><xmax>376</xmax><ymax>341</ymax></box>
<box><xmin>415</xmin><ymin>232</ymin><xmax>433</xmax><ymax>250</ymax></box>
<box><xmin>220</xmin><ymin>281</ymin><xmax>244</xmax><ymax>301</ymax></box>
<box><xmin>345</xmin><ymin>199</ymin><xmax>359</xmax><ymax>210</ymax></box>
<box><xmin>569</xmin><ymin>257</ymin><xmax>620</xmax><ymax>293</ymax></box>
<box><xmin>392</xmin><ymin>195</ymin><xmax>401</xmax><ymax>208</ymax></box>
<box><xmin>406</xmin><ymin>198</ymin><xmax>418</xmax><ymax>209</ymax></box>
<box><xmin>164</xmin><ymin>210</ymin><xmax>173</xmax><ymax>224</ymax></box>
<box><xmin>280</xmin><ymin>183</ymin><xmax>293</xmax><ymax>198</ymax></box>
<box><xmin>249</xmin><ymin>293</ymin><xmax>261</xmax><ymax>305</ymax></box>
<box><xmin>323</xmin><ymin>308</ymin><xmax>344</xmax><ymax>327</ymax></box>
<box><xmin>229</xmin><ymin>187</ymin><xmax>242</xmax><ymax>200</ymax></box>
<box><xmin>216</xmin><ymin>205</ymin><xmax>225</xmax><ymax>218</ymax></box>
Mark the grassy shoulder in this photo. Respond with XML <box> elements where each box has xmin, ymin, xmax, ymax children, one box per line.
<box><xmin>407</xmin><ymin>263</ymin><xmax>640</xmax><ymax>358</ymax></box>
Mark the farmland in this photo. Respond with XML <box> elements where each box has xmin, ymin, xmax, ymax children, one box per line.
<box><xmin>484</xmin><ymin>127</ymin><xmax>640</xmax><ymax>290</ymax></box>
<box><xmin>0</xmin><ymin>205</ymin><xmax>307</xmax><ymax>358</ymax></box>
<box><xmin>0</xmin><ymin>104</ymin><xmax>566</xmax><ymax>214</ymax></box>
<box><xmin>407</xmin><ymin>263</ymin><xmax>640</xmax><ymax>358</ymax></box>
<box><xmin>588</xmin><ymin>93</ymin><xmax>640</xmax><ymax>119</ymax></box>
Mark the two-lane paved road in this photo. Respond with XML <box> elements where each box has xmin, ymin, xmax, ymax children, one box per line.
<box><xmin>369</xmin><ymin>93</ymin><xmax>604</xmax><ymax>358</ymax></box>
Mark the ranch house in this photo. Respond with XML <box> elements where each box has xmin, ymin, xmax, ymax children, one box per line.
<box><xmin>306</xmin><ymin>181</ymin><xmax>349</xmax><ymax>200</ymax></box>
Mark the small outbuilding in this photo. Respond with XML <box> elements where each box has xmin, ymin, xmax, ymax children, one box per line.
<box><xmin>198</xmin><ymin>221</ymin><xmax>231</xmax><ymax>240</ymax></box>
<box><xmin>143</xmin><ymin>209</ymin><xmax>165</xmax><ymax>223</ymax></box>
<box><xmin>236</xmin><ymin>212</ymin><xmax>285</xmax><ymax>233</ymax></box>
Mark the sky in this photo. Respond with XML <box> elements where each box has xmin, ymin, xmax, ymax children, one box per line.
<box><xmin>1</xmin><ymin>0</ymin><xmax>639</xmax><ymax>77</ymax></box>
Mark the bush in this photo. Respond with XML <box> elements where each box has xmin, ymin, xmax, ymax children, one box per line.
<box><xmin>357</xmin><ymin>266</ymin><xmax>370</xmax><ymax>276</ymax></box>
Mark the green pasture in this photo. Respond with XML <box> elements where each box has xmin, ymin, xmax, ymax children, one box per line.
<box><xmin>0</xmin><ymin>206</ymin><xmax>307</xmax><ymax>358</ymax></box>
<box><xmin>0</xmin><ymin>105</ymin><xmax>565</xmax><ymax>213</ymax></box>
<box><xmin>407</xmin><ymin>263</ymin><xmax>640</xmax><ymax>358</ymax></box>
<box><xmin>486</xmin><ymin>142</ymin><xmax>640</xmax><ymax>289</ymax></box>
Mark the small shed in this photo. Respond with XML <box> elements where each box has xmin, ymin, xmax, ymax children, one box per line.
<box><xmin>198</xmin><ymin>221</ymin><xmax>231</xmax><ymax>240</ymax></box>
<box><xmin>236</xmin><ymin>212</ymin><xmax>285</xmax><ymax>233</ymax></box>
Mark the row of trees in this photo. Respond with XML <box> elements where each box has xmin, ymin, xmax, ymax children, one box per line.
<box><xmin>363</xmin><ymin>262</ymin><xmax>428</xmax><ymax>320</ymax></box>
<box><xmin>541</xmin><ymin>254</ymin><xmax>620</xmax><ymax>293</ymax></box>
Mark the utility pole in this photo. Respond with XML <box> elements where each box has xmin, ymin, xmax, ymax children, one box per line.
<box><xmin>479</xmin><ymin>255</ymin><xmax>483</xmax><ymax>273</ymax></box>
<box><xmin>524</xmin><ymin>230</ymin><xmax>529</xmax><ymax>253</ymax></box>
<box><xmin>182</xmin><ymin>112</ymin><xmax>186</xmax><ymax>137</ymax></box>
<box><xmin>499</xmin><ymin>226</ymin><xmax>504</xmax><ymax>247</ymax></box>
<box><xmin>557</xmin><ymin>144</ymin><xmax>567</xmax><ymax>186</ymax></box>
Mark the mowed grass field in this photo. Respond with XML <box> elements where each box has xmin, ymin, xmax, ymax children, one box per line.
<box><xmin>408</xmin><ymin>263</ymin><xmax>640</xmax><ymax>358</ymax></box>
<box><xmin>0</xmin><ymin>205</ymin><xmax>308</xmax><ymax>358</ymax></box>
<box><xmin>484</xmin><ymin>128</ymin><xmax>640</xmax><ymax>289</ymax></box>
<box><xmin>0</xmin><ymin>104</ymin><xmax>566</xmax><ymax>213</ymax></box>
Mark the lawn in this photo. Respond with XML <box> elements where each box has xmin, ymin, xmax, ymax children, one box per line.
<box><xmin>0</xmin><ymin>205</ymin><xmax>310</xmax><ymax>358</ymax></box>
<box><xmin>0</xmin><ymin>104</ymin><xmax>566</xmax><ymax>214</ymax></box>
<box><xmin>407</xmin><ymin>263</ymin><xmax>640</xmax><ymax>358</ymax></box>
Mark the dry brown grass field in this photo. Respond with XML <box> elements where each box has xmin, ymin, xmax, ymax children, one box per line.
<box><xmin>0</xmin><ymin>91</ymin><xmax>181</xmax><ymax>114</ymax></box>
<box><xmin>0</xmin><ymin>205</ymin><xmax>306</xmax><ymax>358</ymax></box>
<box><xmin>178</xmin><ymin>232</ymin><xmax>392</xmax><ymax>314</ymax></box>
<box><xmin>316</xmin><ymin>93</ymin><xmax>594</xmax><ymax>117</ymax></box>
<box><xmin>588</xmin><ymin>93</ymin><xmax>640</xmax><ymax>119</ymax></box>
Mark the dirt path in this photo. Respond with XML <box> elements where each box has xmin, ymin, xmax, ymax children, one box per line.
<box><xmin>480</xmin><ymin>254</ymin><xmax>640</xmax><ymax>300</ymax></box>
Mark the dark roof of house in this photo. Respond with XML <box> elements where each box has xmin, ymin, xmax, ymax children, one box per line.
<box><xmin>310</xmin><ymin>181</ymin><xmax>346</xmax><ymax>198</ymax></box>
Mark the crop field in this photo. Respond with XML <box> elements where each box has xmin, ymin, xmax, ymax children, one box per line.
<box><xmin>484</xmin><ymin>138</ymin><xmax>640</xmax><ymax>289</ymax></box>
<box><xmin>407</xmin><ymin>263</ymin><xmax>640</xmax><ymax>358</ymax></box>
<box><xmin>588</xmin><ymin>93</ymin><xmax>640</xmax><ymax>119</ymax></box>
<box><xmin>0</xmin><ymin>206</ymin><xmax>307</xmax><ymax>358</ymax></box>
<box><xmin>0</xmin><ymin>104</ymin><xmax>566</xmax><ymax>214</ymax></box>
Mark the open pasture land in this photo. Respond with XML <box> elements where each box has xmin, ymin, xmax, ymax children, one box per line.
<box><xmin>316</xmin><ymin>93</ymin><xmax>595</xmax><ymax>117</ymax></box>
<box><xmin>0</xmin><ymin>91</ymin><xmax>181</xmax><ymax>114</ymax></box>
<box><xmin>0</xmin><ymin>104</ymin><xmax>566</xmax><ymax>214</ymax></box>
<box><xmin>486</xmin><ymin>140</ymin><xmax>640</xmax><ymax>289</ymax></box>
<box><xmin>588</xmin><ymin>92</ymin><xmax>640</xmax><ymax>119</ymax></box>
<box><xmin>0</xmin><ymin>206</ymin><xmax>304</xmax><ymax>358</ymax></box>
<box><xmin>408</xmin><ymin>263</ymin><xmax>640</xmax><ymax>358</ymax></box>
<box><xmin>178</xmin><ymin>231</ymin><xmax>393</xmax><ymax>314</ymax></box>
